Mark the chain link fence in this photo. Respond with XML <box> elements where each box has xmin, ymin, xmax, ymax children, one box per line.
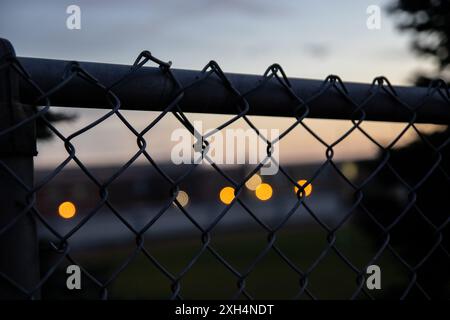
<box><xmin>0</xmin><ymin>38</ymin><xmax>449</xmax><ymax>300</ymax></box>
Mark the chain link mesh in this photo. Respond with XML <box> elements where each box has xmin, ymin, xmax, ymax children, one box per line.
<box><xmin>0</xmin><ymin>50</ymin><xmax>449</xmax><ymax>300</ymax></box>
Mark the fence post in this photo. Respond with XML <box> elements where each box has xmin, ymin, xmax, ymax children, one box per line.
<box><xmin>0</xmin><ymin>38</ymin><xmax>39</xmax><ymax>299</ymax></box>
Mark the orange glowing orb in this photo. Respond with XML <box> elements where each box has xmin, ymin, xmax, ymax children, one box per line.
<box><xmin>255</xmin><ymin>183</ymin><xmax>273</xmax><ymax>201</ymax></box>
<box><xmin>219</xmin><ymin>187</ymin><xmax>235</xmax><ymax>205</ymax></box>
<box><xmin>58</xmin><ymin>201</ymin><xmax>76</xmax><ymax>219</ymax></box>
<box><xmin>294</xmin><ymin>180</ymin><xmax>313</xmax><ymax>197</ymax></box>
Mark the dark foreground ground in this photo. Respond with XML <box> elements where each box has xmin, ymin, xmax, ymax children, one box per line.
<box><xmin>38</xmin><ymin>223</ymin><xmax>442</xmax><ymax>300</ymax></box>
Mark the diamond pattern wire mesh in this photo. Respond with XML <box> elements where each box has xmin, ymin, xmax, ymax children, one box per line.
<box><xmin>0</xmin><ymin>49</ymin><xmax>449</xmax><ymax>300</ymax></box>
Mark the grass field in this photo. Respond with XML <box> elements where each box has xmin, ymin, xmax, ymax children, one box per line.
<box><xmin>40</xmin><ymin>222</ymin><xmax>417</xmax><ymax>299</ymax></box>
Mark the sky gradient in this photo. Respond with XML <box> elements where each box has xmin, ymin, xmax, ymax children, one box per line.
<box><xmin>0</xmin><ymin>0</ymin><xmax>441</xmax><ymax>168</ymax></box>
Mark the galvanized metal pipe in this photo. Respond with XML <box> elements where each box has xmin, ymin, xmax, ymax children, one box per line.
<box><xmin>17</xmin><ymin>57</ymin><xmax>450</xmax><ymax>125</ymax></box>
<box><xmin>0</xmin><ymin>40</ymin><xmax>39</xmax><ymax>299</ymax></box>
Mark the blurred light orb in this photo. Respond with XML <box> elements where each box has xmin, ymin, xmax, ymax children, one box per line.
<box><xmin>341</xmin><ymin>162</ymin><xmax>359</xmax><ymax>181</ymax></box>
<box><xmin>220</xmin><ymin>187</ymin><xmax>235</xmax><ymax>205</ymax></box>
<box><xmin>255</xmin><ymin>183</ymin><xmax>273</xmax><ymax>201</ymax></box>
<box><xmin>175</xmin><ymin>190</ymin><xmax>189</xmax><ymax>207</ymax></box>
<box><xmin>245</xmin><ymin>174</ymin><xmax>262</xmax><ymax>191</ymax></box>
<box><xmin>58</xmin><ymin>201</ymin><xmax>76</xmax><ymax>219</ymax></box>
<box><xmin>294</xmin><ymin>180</ymin><xmax>313</xmax><ymax>197</ymax></box>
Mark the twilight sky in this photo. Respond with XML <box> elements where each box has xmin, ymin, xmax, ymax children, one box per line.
<box><xmin>0</xmin><ymin>0</ymin><xmax>442</xmax><ymax>168</ymax></box>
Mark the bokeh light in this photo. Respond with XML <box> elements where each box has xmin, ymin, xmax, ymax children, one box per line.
<box><xmin>255</xmin><ymin>183</ymin><xmax>273</xmax><ymax>201</ymax></box>
<box><xmin>341</xmin><ymin>162</ymin><xmax>359</xmax><ymax>181</ymax></box>
<box><xmin>58</xmin><ymin>201</ymin><xmax>76</xmax><ymax>219</ymax></box>
<box><xmin>245</xmin><ymin>174</ymin><xmax>262</xmax><ymax>191</ymax></box>
<box><xmin>175</xmin><ymin>190</ymin><xmax>189</xmax><ymax>207</ymax></box>
<box><xmin>294</xmin><ymin>179</ymin><xmax>313</xmax><ymax>197</ymax></box>
<box><xmin>219</xmin><ymin>186</ymin><xmax>235</xmax><ymax>205</ymax></box>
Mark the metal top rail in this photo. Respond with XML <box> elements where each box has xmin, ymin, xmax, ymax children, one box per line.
<box><xmin>15</xmin><ymin>56</ymin><xmax>450</xmax><ymax>125</ymax></box>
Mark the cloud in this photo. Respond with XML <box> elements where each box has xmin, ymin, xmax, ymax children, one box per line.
<box><xmin>302</xmin><ymin>43</ymin><xmax>330</xmax><ymax>59</ymax></box>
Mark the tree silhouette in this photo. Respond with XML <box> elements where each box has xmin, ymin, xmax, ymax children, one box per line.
<box><xmin>389</xmin><ymin>0</ymin><xmax>450</xmax><ymax>85</ymax></box>
<box><xmin>355</xmin><ymin>1</ymin><xmax>450</xmax><ymax>298</ymax></box>
<box><xmin>35</xmin><ymin>106</ymin><xmax>75</xmax><ymax>140</ymax></box>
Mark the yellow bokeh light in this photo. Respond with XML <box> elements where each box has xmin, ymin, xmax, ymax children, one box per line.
<box><xmin>58</xmin><ymin>201</ymin><xmax>76</xmax><ymax>219</ymax></box>
<box><xmin>294</xmin><ymin>180</ymin><xmax>313</xmax><ymax>197</ymax></box>
<box><xmin>175</xmin><ymin>190</ymin><xmax>189</xmax><ymax>207</ymax></box>
<box><xmin>219</xmin><ymin>186</ymin><xmax>235</xmax><ymax>205</ymax></box>
<box><xmin>245</xmin><ymin>174</ymin><xmax>262</xmax><ymax>191</ymax></box>
<box><xmin>255</xmin><ymin>183</ymin><xmax>273</xmax><ymax>201</ymax></box>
